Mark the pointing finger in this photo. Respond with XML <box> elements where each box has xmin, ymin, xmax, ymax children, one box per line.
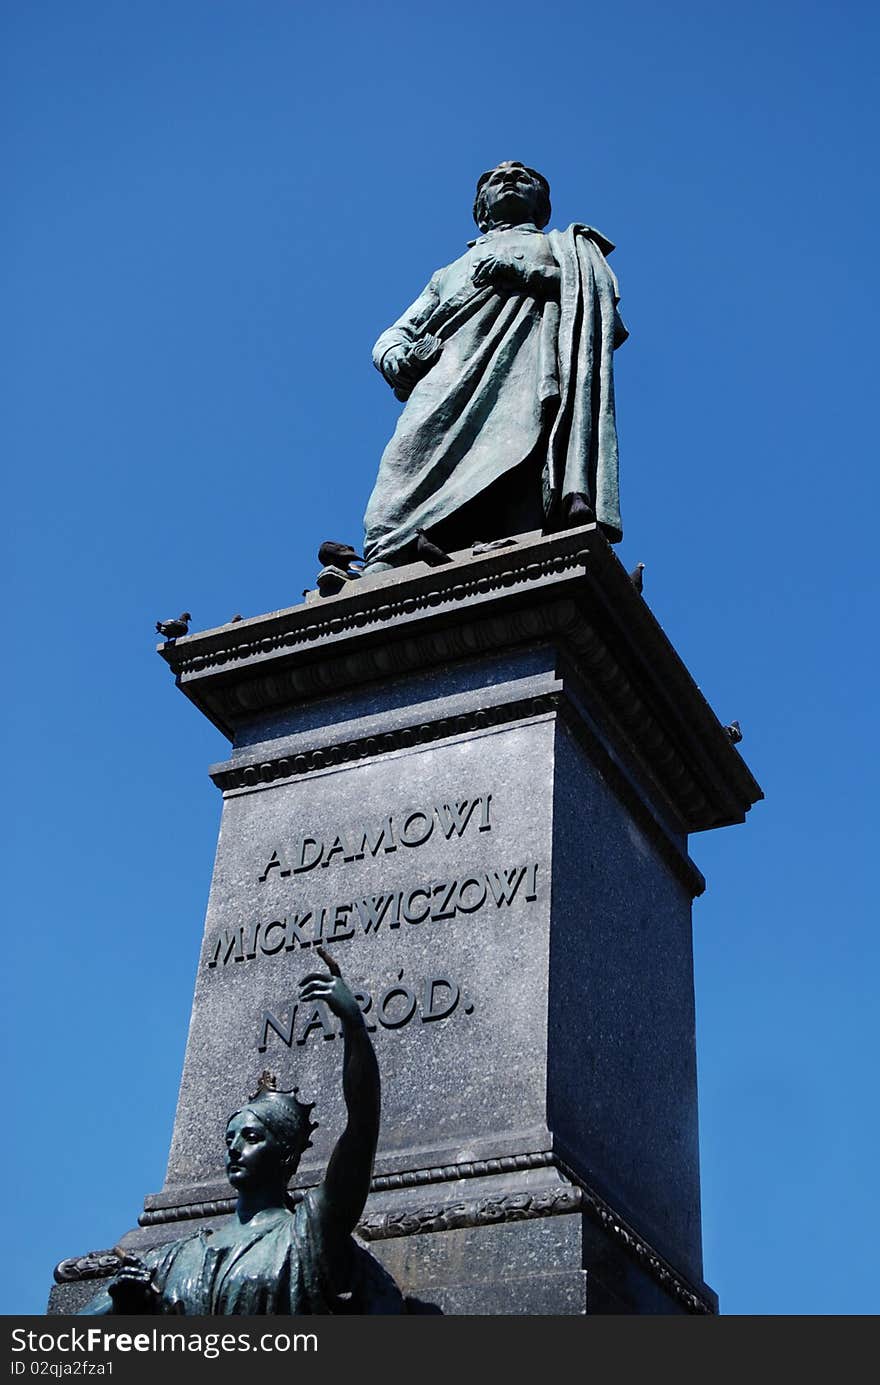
<box><xmin>315</xmin><ymin>944</ymin><xmax>342</xmax><ymax>976</ymax></box>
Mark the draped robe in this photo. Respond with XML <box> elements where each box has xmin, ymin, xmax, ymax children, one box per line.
<box><xmin>78</xmin><ymin>1192</ymin><xmax>403</xmax><ymax>1315</ymax></box>
<box><xmin>363</xmin><ymin>223</ymin><xmax>627</xmax><ymax>567</ymax></box>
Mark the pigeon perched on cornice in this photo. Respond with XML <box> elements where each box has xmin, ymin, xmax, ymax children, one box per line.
<box><xmin>156</xmin><ymin>612</ymin><xmax>191</xmax><ymax>640</ymax></box>
<box><xmin>317</xmin><ymin>541</ymin><xmax>364</xmax><ymax>572</ymax></box>
<box><xmin>724</xmin><ymin>720</ymin><xmax>743</xmax><ymax>744</ymax></box>
<box><xmin>416</xmin><ymin>529</ymin><xmax>451</xmax><ymax>566</ymax></box>
<box><xmin>629</xmin><ymin>562</ymin><xmax>645</xmax><ymax>593</ymax></box>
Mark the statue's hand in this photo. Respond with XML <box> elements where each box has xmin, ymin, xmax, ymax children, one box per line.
<box><xmin>107</xmin><ymin>1262</ymin><xmax>159</xmax><ymax>1314</ymax></box>
<box><xmin>299</xmin><ymin>965</ymin><xmax>363</xmax><ymax>1030</ymax></box>
<box><xmin>382</xmin><ymin>336</ymin><xmax>443</xmax><ymax>394</ymax></box>
<box><xmin>471</xmin><ymin>251</ymin><xmax>528</xmax><ymax>292</ymax></box>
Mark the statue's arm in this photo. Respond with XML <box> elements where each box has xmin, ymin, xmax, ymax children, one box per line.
<box><xmin>76</xmin><ymin>1257</ymin><xmax>162</xmax><ymax>1315</ymax></box>
<box><xmin>373</xmin><ymin>273</ymin><xmax>444</xmax><ymax>400</ymax></box>
<box><xmin>471</xmin><ymin>251</ymin><xmax>560</xmax><ymax>300</ymax></box>
<box><xmin>299</xmin><ymin>964</ymin><xmax>380</xmax><ymax>1238</ymax></box>
<box><xmin>373</xmin><ymin>273</ymin><xmax>441</xmax><ymax>370</ymax></box>
<box><xmin>526</xmin><ymin>263</ymin><xmax>561</xmax><ymax>297</ymax></box>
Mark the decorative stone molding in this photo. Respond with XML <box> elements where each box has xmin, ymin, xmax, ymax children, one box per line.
<box><xmin>358</xmin><ymin>1185</ymin><xmax>584</xmax><ymax>1239</ymax></box>
<box><xmin>210</xmin><ymin>600</ymin><xmax>572</xmax><ymax>726</ymax></box>
<box><xmin>370</xmin><ymin>1149</ymin><xmax>555</xmax><ymax>1192</ymax></box>
<box><xmin>127</xmin><ymin>1146</ymin><xmax>714</xmax><ymax>1313</ymax></box>
<box><xmin>164</xmin><ymin>547</ymin><xmax>587</xmax><ymax>681</ymax></box>
<box><xmin>200</xmin><ymin>587</ymin><xmax>723</xmax><ymax>830</ymax></box>
<box><xmin>360</xmin><ymin>1161</ymin><xmax>716</xmax><ymax>1316</ymax></box>
<box><xmin>210</xmin><ymin>693</ymin><xmax>559</xmax><ymax>793</ymax></box>
<box><xmin>137</xmin><ymin>1150</ymin><xmax>558</xmax><ymax>1227</ymax></box>
<box><xmin>138</xmin><ymin>1195</ymin><xmax>236</xmax><ymax>1228</ymax></box>
<box><xmin>160</xmin><ymin>527</ymin><xmax>761</xmax><ymax>832</ymax></box>
<box><xmin>209</xmin><ymin>680</ymin><xmax>704</xmax><ymax>894</ymax></box>
<box><xmin>554</xmin><ymin>1158</ymin><xmax>716</xmax><ymax>1315</ymax></box>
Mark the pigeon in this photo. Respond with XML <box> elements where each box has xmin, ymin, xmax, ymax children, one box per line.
<box><xmin>156</xmin><ymin>612</ymin><xmax>191</xmax><ymax>640</ymax></box>
<box><xmin>416</xmin><ymin>528</ymin><xmax>451</xmax><ymax>566</ymax></box>
<box><xmin>724</xmin><ymin>720</ymin><xmax>743</xmax><ymax>744</ymax></box>
<box><xmin>629</xmin><ymin>562</ymin><xmax>645</xmax><ymax>594</ymax></box>
<box><xmin>317</xmin><ymin>541</ymin><xmax>364</xmax><ymax>572</ymax></box>
<box><xmin>229</xmin><ymin>613</ymin><xmax>243</xmax><ymax>623</ymax></box>
<box><xmin>563</xmin><ymin>493</ymin><xmax>596</xmax><ymax>527</ymax></box>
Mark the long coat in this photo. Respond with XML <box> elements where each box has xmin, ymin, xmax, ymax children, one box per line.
<box><xmin>363</xmin><ymin>223</ymin><xmax>627</xmax><ymax>566</ymax></box>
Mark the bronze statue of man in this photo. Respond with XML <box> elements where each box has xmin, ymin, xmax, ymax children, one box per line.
<box><xmin>78</xmin><ymin>957</ymin><xmax>403</xmax><ymax>1314</ymax></box>
<box><xmin>363</xmin><ymin>161</ymin><xmax>628</xmax><ymax>570</ymax></box>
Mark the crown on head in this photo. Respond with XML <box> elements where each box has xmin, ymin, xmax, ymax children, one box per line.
<box><xmin>236</xmin><ymin>1071</ymin><xmax>319</xmax><ymax>1155</ymax></box>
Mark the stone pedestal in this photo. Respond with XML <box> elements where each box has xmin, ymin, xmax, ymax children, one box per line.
<box><xmin>50</xmin><ymin>525</ymin><xmax>760</xmax><ymax>1315</ymax></box>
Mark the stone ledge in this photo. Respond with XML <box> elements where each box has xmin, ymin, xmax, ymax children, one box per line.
<box><xmin>159</xmin><ymin>531</ymin><xmax>587</xmax><ymax>683</ymax></box>
<box><xmin>208</xmin><ymin>691</ymin><xmax>556</xmax><ymax>793</ymax></box>
<box><xmin>58</xmin><ymin>1154</ymin><xmax>716</xmax><ymax>1315</ymax></box>
<box><xmin>159</xmin><ymin>526</ymin><xmax>762</xmax><ymax>833</ymax></box>
<box><xmin>207</xmin><ymin>695</ymin><xmax>705</xmax><ymax>896</ymax></box>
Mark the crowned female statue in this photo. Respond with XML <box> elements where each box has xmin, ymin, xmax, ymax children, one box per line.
<box><xmin>78</xmin><ymin>956</ymin><xmax>404</xmax><ymax>1314</ymax></box>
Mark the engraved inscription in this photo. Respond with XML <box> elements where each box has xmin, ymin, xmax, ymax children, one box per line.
<box><xmin>256</xmin><ymin>971</ymin><xmax>474</xmax><ymax>1051</ymax></box>
<box><xmin>258</xmin><ymin>794</ymin><xmax>492</xmax><ymax>882</ymax></box>
<box><xmin>207</xmin><ymin>862</ymin><xmax>539</xmax><ymax>968</ymax></box>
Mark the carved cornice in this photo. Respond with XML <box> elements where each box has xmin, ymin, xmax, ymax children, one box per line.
<box><xmin>370</xmin><ymin>1149</ymin><xmax>555</xmax><ymax>1191</ymax></box>
<box><xmin>359</xmin><ymin>1174</ymin><xmax>715</xmax><ymax>1316</ymax></box>
<box><xmin>554</xmin><ymin>1158</ymin><xmax>716</xmax><ymax>1315</ymax></box>
<box><xmin>211</xmin><ymin>693</ymin><xmax>559</xmax><ymax>792</ymax></box>
<box><xmin>210</xmin><ymin>677</ymin><xmax>705</xmax><ymax>894</ymax></box>
<box><xmin>163</xmin><ymin>546</ymin><xmax>585</xmax><ymax>681</ymax></box>
<box><xmin>205</xmin><ymin>600</ymin><xmax>572</xmax><ymax>730</ymax></box>
<box><xmin>199</xmin><ymin>587</ymin><xmax>726</xmax><ymax>830</ymax></box>
<box><xmin>137</xmin><ymin>1195</ymin><xmax>236</xmax><ymax>1228</ymax></box>
<box><xmin>359</xmin><ymin>1186</ymin><xmax>584</xmax><ymax>1239</ymax></box>
<box><xmin>137</xmin><ymin>1150</ymin><xmax>558</xmax><ymax>1228</ymax></box>
<box><xmin>160</xmin><ymin>530</ymin><xmax>761</xmax><ymax>833</ymax></box>
<box><xmin>69</xmin><ymin>1151</ymin><xmax>714</xmax><ymax>1313</ymax></box>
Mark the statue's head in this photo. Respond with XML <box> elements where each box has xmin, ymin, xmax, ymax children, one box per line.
<box><xmin>225</xmin><ymin>1073</ymin><xmax>318</xmax><ymax>1192</ymax></box>
<box><xmin>473</xmin><ymin>161</ymin><xmax>551</xmax><ymax>233</ymax></box>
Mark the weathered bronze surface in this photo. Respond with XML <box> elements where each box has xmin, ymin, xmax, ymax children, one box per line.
<box><xmin>363</xmin><ymin>162</ymin><xmax>627</xmax><ymax>569</ymax></box>
<box><xmin>78</xmin><ymin>958</ymin><xmax>403</xmax><ymax>1314</ymax></box>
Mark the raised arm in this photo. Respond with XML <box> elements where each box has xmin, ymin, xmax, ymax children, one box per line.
<box><xmin>299</xmin><ymin>952</ymin><xmax>380</xmax><ymax>1238</ymax></box>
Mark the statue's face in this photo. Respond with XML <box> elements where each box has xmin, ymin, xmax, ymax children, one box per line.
<box><xmin>479</xmin><ymin>163</ymin><xmax>544</xmax><ymax>228</ymax></box>
<box><xmin>225</xmin><ymin>1110</ymin><xmax>288</xmax><ymax>1190</ymax></box>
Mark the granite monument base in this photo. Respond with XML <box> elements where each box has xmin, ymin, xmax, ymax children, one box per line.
<box><xmin>50</xmin><ymin>525</ymin><xmax>759</xmax><ymax>1315</ymax></box>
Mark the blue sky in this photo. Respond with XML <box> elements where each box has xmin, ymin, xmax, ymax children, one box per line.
<box><xmin>3</xmin><ymin>0</ymin><xmax>878</xmax><ymax>1315</ymax></box>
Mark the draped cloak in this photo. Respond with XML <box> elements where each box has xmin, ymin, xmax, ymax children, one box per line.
<box><xmin>363</xmin><ymin>223</ymin><xmax>627</xmax><ymax>567</ymax></box>
<box><xmin>78</xmin><ymin>1192</ymin><xmax>403</xmax><ymax>1315</ymax></box>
